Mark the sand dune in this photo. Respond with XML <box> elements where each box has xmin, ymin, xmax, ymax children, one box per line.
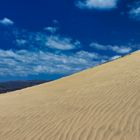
<box><xmin>0</xmin><ymin>51</ymin><xmax>140</xmax><ymax>140</ymax></box>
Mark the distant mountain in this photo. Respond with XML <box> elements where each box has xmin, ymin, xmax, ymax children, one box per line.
<box><xmin>0</xmin><ymin>80</ymin><xmax>50</xmax><ymax>94</ymax></box>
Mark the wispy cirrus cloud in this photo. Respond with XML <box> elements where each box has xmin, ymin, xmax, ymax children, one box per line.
<box><xmin>76</xmin><ymin>0</ymin><xmax>119</xmax><ymax>10</ymax></box>
<box><xmin>44</xmin><ymin>26</ymin><xmax>58</xmax><ymax>34</ymax></box>
<box><xmin>46</xmin><ymin>35</ymin><xmax>81</xmax><ymax>50</ymax></box>
<box><xmin>111</xmin><ymin>46</ymin><xmax>132</xmax><ymax>54</ymax></box>
<box><xmin>90</xmin><ymin>42</ymin><xmax>132</xmax><ymax>54</ymax></box>
<box><xmin>129</xmin><ymin>2</ymin><xmax>140</xmax><ymax>21</ymax></box>
<box><xmin>12</xmin><ymin>28</ymin><xmax>81</xmax><ymax>51</ymax></box>
<box><xmin>0</xmin><ymin>17</ymin><xmax>14</xmax><ymax>26</ymax></box>
<box><xmin>110</xmin><ymin>55</ymin><xmax>121</xmax><ymax>60</ymax></box>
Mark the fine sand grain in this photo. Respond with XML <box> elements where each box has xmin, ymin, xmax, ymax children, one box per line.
<box><xmin>0</xmin><ymin>51</ymin><xmax>140</xmax><ymax>140</ymax></box>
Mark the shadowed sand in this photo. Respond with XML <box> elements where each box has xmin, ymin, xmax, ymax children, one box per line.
<box><xmin>0</xmin><ymin>51</ymin><xmax>140</xmax><ymax>140</ymax></box>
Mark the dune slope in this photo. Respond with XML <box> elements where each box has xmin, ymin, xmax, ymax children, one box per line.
<box><xmin>0</xmin><ymin>51</ymin><xmax>140</xmax><ymax>140</ymax></box>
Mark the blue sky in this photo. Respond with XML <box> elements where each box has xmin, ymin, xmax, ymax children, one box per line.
<box><xmin>0</xmin><ymin>0</ymin><xmax>140</xmax><ymax>81</ymax></box>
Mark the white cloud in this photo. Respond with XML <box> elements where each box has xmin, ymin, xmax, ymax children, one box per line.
<box><xmin>0</xmin><ymin>17</ymin><xmax>14</xmax><ymax>26</ymax></box>
<box><xmin>46</xmin><ymin>35</ymin><xmax>81</xmax><ymax>50</ymax></box>
<box><xmin>0</xmin><ymin>49</ymin><xmax>109</xmax><ymax>77</ymax></box>
<box><xmin>13</xmin><ymin>28</ymin><xmax>81</xmax><ymax>51</ymax></box>
<box><xmin>129</xmin><ymin>2</ymin><xmax>140</xmax><ymax>20</ymax></box>
<box><xmin>0</xmin><ymin>25</ymin><xmax>132</xmax><ymax>78</ymax></box>
<box><xmin>44</xmin><ymin>26</ymin><xmax>58</xmax><ymax>34</ymax></box>
<box><xmin>76</xmin><ymin>51</ymin><xmax>100</xmax><ymax>59</ymax></box>
<box><xmin>16</xmin><ymin>39</ymin><xmax>27</xmax><ymax>46</ymax></box>
<box><xmin>90</xmin><ymin>42</ymin><xmax>107</xmax><ymax>50</ymax></box>
<box><xmin>90</xmin><ymin>42</ymin><xmax>132</xmax><ymax>54</ymax></box>
<box><xmin>110</xmin><ymin>55</ymin><xmax>121</xmax><ymax>60</ymax></box>
<box><xmin>111</xmin><ymin>46</ymin><xmax>132</xmax><ymax>54</ymax></box>
<box><xmin>76</xmin><ymin>0</ymin><xmax>118</xmax><ymax>10</ymax></box>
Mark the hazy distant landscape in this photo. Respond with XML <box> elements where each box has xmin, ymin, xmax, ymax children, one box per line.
<box><xmin>0</xmin><ymin>80</ymin><xmax>49</xmax><ymax>93</ymax></box>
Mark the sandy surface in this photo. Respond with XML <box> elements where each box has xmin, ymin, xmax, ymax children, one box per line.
<box><xmin>0</xmin><ymin>51</ymin><xmax>140</xmax><ymax>140</ymax></box>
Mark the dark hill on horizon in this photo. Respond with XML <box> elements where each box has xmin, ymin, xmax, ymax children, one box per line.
<box><xmin>0</xmin><ymin>80</ymin><xmax>50</xmax><ymax>93</ymax></box>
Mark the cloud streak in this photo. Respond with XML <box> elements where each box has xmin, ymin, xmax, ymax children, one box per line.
<box><xmin>76</xmin><ymin>0</ymin><xmax>118</xmax><ymax>10</ymax></box>
<box><xmin>44</xmin><ymin>26</ymin><xmax>58</xmax><ymax>34</ymax></box>
<box><xmin>129</xmin><ymin>2</ymin><xmax>140</xmax><ymax>21</ymax></box>
<box><xmin>90</xmin><ymin>42</ymin><xmax>132</xmax><ymax>54</ymax></box>
<box><xmin>0</xmin><ymin>17</ymin><xmax>14</xmax><ymax>26</ymax></box>
<box><xmin>13</xmin><ymin>29</ymin><xmax>81</xmax><ymax>51</ymax></box>
<box><xmin>46</xmin><ymin>35</ymin><xmax>81</xmax><ymax>50</ymax></box>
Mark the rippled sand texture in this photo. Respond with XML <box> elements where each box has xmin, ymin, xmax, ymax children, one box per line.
<box><xmin>0</xmin><ymin>51</ymin><xmax>140</xmax><ymax>140</ymax></box>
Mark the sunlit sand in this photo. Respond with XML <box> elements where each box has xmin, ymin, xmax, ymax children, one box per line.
<box><xmin>0</xmin><ymin>51</ymin><xmax>140</xmax><ymax>140</ymax></box>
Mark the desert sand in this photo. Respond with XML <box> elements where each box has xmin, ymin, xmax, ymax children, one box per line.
<box><xmin>0</xmin><ymin>51</ymin><xmax>140</xmax><ymax>140</ymax></box>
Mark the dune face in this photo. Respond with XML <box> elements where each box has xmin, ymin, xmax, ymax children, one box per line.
<box><xmin>0</xmin><ymin>51</ymin><xmax>140</xmax><ymax>140</ymax></box>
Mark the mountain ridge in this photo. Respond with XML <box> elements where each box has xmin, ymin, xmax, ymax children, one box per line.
<box><xmin>0</xmin><ymin>80</ymin><xmax>50</xmax><ymax>94</ymax></box>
